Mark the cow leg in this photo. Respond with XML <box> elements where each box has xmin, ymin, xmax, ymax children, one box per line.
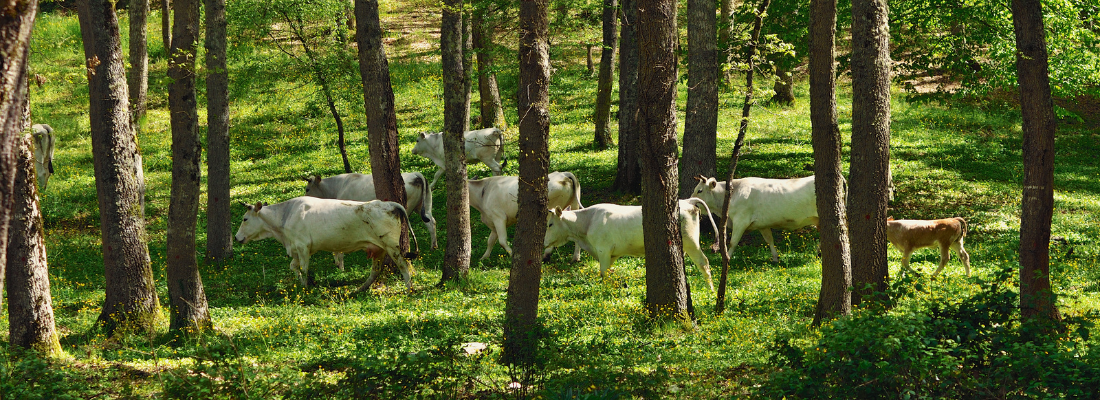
<box><xmin>494</xmin><ymin>219</ymin><xmax>513</xmax><ymax>256</ymax></box>
<box><xmin>430</xmin><ymin>168</ymin><xmax>444</xmax><ymax>189</ymax></box>
<box><xmin>385</xmin><ymin>249</ymin><xmax>416</xmax><ymax>289</ymax></box>
<box><xmin>481</xmin><ymin>226</ymin><xmax>499</xmax><ymax>260</ymax></box>
<box><xmin>759</xmin><ymin>228</ymin><xmax>780</xmax><ymax>262</ymax></box>
<box><xmin>900</xmin><ymin>249</ymin><xmax>915</xmax><ymax>276</ymax></box>
<box><xmin>684</xmin><ymin>240</ymin><xmax>715</xmax><ymax>291</ymax></box>
<box><xmin>596</xmin><ymin>251</ymin><xmax>614</xmax><ymax>277</ymax></box>
<box><xmin>725</xmin><ymin>222</ymin><xmax>748</xmax><ymax>259</ymax></box>
<box><xmin>483</xmin><ymin>157</ymin><xmax>503</xmax><ymax>176</ymax></box>
<box><xmin>571</xmin><ymin>241</ymin><xmax>582</xmax><ymax>263</ymax></box>
<box><xmin>361</xmin><ymin>260</ymin><xmax>384</xmax><ymax>290</ymax></box>
<box><xmin>425</xmin><ymin>215</ymin><xmax>439</xmax><ymax>249</ymax></box>
<box><xmin>295</xmin><ymin>248</ymin><xmax>312</xmax><ymax>287</ymax></box>
<box><xmin>932</xmin><ymin>243</ymin><xmax>952</xmax><ymax>276</ymax></box>
<box><xmin>333</xmin><ymin>252</ymin><xmax>345</xmax><ymax>271</ymax></box>
<box><xmin>954</xmin><ymin>240</ymin><xmax>971</xmax><ymax>276</ymax></box>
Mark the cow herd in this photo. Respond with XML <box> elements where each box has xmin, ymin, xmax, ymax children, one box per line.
<box><xmin>229</xmin><ymin>127</ymin><xmax>973</xmax><ymax>290</ymax></box>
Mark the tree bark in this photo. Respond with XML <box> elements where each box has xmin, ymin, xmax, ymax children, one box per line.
<box><xmin>7</xmin><ymin>134</ymin><xmax>61</xmax><ymax>354</ymax></box>
<box><xmin>128</xmin><ymin>0</ymin><xmax>148</xmax><ymax>136</ymax></box>
<box><xmin>637</xmin><ymin>0</ymin><xmax>689</xmax><ymax>320</ymax></box>
<box><xmin>1011</xmin><ymin>0</ymin><xmax>1061</xmax><ymax>323</ymax></box>
<box><xmin>680</xmin><ymin>0</ymin><xmax>718</xmax><ymax>199</ymax></box>
<box><xmin>463</xmin><ymin>11</ymin><xmax>474</xmax><ymax>127</ymax></box>
<box><xmin>771</xmin><ymin>66</ymin><xmax>795</xmax><ymax>106</ymax></box>
<box><xmin>439</xmin><ymin>0</ymin><xmax>472</xmax><ymax>284</ymax></box>
<box><xmin>848</xmin><ymin>0</ymin><xmax>892</xmax><ymax>307</ymax></box>
<box><xmin>473</xmin><ymin>11</ymin><xmax>507</xmax><ymax>130</ymax></box>
<box><xmin>161</xmin><ymin>0</ymin><xmax>171</xmax><ymax>52</ymax></box>
<box><xmin>719</xmin><ymin>0</ymin><xmax>739</xmax><ymax>82</ymax></box>
<box><xmin>205</xmin><ymin>0</ymin><xmax>232</xmax><ymax>263</ymax></box>
<box><xmin>167</xmin><ymin>0</ymin><xmax>211</xmax><ymax>332</ymax></box>
<box><xmin>77</xmin><ymin>0</ymin><xmax>161</xmax><ymax>336</ymax></box>
<box><xmin>356</xmin><ymin>0</ymin><xmax>409</xmax><ymax>291</ymax></box>
<box><xmin>612</xmin><ymin>0</ymin><xmax>641</xmax><ymax>194</ymax></box>
<box><xmin>0</xmin><ymin>0</ymin><xmax>39</xmax><ymax>312</ymax></box>
<box><xmin>809</xmin><ymin>0</ymin><xmax>851</xmax><ymax>326</ymax></box>
<box><xmin>593</xmin><ymin>0</ymin><xmax>618</xmax><ymax>150</ymax></box>
<box><xmin>503</xmin><ymin>0</ymin><xmax>550</xmax><ymax>370</ymax></box>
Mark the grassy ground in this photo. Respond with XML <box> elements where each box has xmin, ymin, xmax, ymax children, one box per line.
<box><xmin>3</xmin><ymin>7</ymin><xmax>1099</xmax><ymax>399</ymax></box>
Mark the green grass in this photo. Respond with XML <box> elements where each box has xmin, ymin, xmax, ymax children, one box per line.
<box><xmin>3</xmin><ymin>8</ymin><xmax>1099</xmax><ymax>399</ymax></box>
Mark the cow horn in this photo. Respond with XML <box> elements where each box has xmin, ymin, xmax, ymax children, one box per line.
<box><xmin>239</xmin><ymin>201</ymin><xmax>251</xmax><ymax>210</ymax></box>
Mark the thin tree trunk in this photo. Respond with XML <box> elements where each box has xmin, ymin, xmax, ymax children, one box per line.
<box><xmin>771</xmin><ymin>66</ymin><xmax>795</xmax><ymax>105</ymax></box>
<box><xmin>680</xmin><ymin>0</ymin><xmax>718</xmax><ymax>198</ymax></box>
<box><xmin>473</xmin><ymin>11</ymin><xmax>507</xmax><ymax>130</ymax></box>
<box><xmin>128</xmin><ymin>0</ymin><xmax>148</xmax><ymax>136</ymax></box>
<box><xmin>356</xmin><ymin>0</ymin><xmax>409</xmax><ymax>291</ymax></box>
<box><xmin>586</xmin><ymin>43</ymin><xmax>595</xmax><ymax>75</ymax></box>
<box><xmin>503</xmin><ymin>0</ymin><xmax>550</xmax><ymax>371</ymax></box>
<box><xmin>593</xmin><ymin>0</ymin><xmax>618</xmax><ymax>150</ymax></box>
<box><xmin>77</xmin><ymin>0</ymin><xmax>161</xmax><ymax>336</ymax></box>
<box><xmin>205</xmin><ymin>0</ymin><xmax>232</xmax><ymax>263</ymax></box>
<box><xmin>637</xmin><ymin>0</ymin><xmax>689</xmax><ymax>320</ymax></box>
<box><xmin>612</xmin><ymin>0</ymin><xmax>641</xmax><ymax>194</ymax></box>
<box><xmin>463</xmin><ymin>11</ymin><xmax>474</xmax><ymax>127</ymax></box>
<box><xmin>714</xmin><ymin>0</ymin><xmax>770</xmax><ymax>315</ymax></box>
<box><xmin>809</xmin><ymin>0</ymin><xmax>851</xmax><ymax>326</ymax></box>
<box><xmin>0</xmin><ymin>0</ymin><xmax>39</xmax><ymax>311</ymax></box>
<box><xmin>719</xmin><ymin>0</ymin><xmax>738</xmax><ymax>82</ymax></box>
<box><xmin>848</xmin><ymin>0</ymin><xmax>892</xmax><ymax>307</ymax></box>
<box><xmin>1011</xmin><ymin>0</ymin><xmax>1061</xmax><ymax>323</ymax></box>
<box><xmin>167</xmin><ymin>0</ymin><xmax>212</xmax><ymax>332</ymax></box>
<box><xmin>161</xmin><ymin>0</ymin><xmax>171</xmax><ymax>52</ymax></box>
<box><xmin>439</xmin><ymin>0</ymin><xmax>472</xmax><ymax>284</ymax></box>
<box><xmin>7</xmin><ymin>135</ymin><xmax>61</xmax><ymax>354</ymax></box>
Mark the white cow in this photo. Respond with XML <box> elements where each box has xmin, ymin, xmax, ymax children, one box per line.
<box><xmin>304</xmin><ymin>171</ymin><xmax>437</xmax><ymax>249</ymax></box>
<box><xmin>233</xmin><ymin>197</ymin><xmax>419</xmax><ymax>288</ymax></box>
<box><xmin>542</xmin><ymin>199</ymin><xmax>718</xmax><ymax>291</ymax></box>
<box><xmin>468</xmin><ymin>171</ymin><xmax>583</xmax><ymax>260</ymax></box>
<box><xmin>411</xmin><ymin>127</ymin><xmax>505</xmax><ymax>188</ymax></box>
<box><xmin>29</xmin><ymin>124</ymin><xmax>56</xmax><ymax>191</ymax></box>
<box><xmin>691</xmin><ymin>175</ymin><xmax>820</xmax><ymax>262</ymax></box>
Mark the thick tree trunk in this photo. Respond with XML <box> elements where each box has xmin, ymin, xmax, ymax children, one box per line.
<box><xmin>439</xmin><ymin>0</ymin><xmax>472</xmax><ymax>284</ymax></box>
<box><xmin>77</xmin><ymin>0</ymin><xmax>161</xmax><ymax>336</ymax></box>
<box><xmin>809</xmin><ymin>0</ymin><xmax>851</xmax><ymax>326</ymax></box>
<box><xmin>503</xmin><ymin>0</ymin><xmax>550</xmax><ymax>370</ymax></box>
<box><xmin>719</xmin><ymin>0</ymin><xmax>739</xmax><ymax>82</ymax></box>
<box><xmin>1011</xmin><ymin>0</ymin><xmax>1061</xmax><ymax>323</ymax></box>
<box><xmin>7</xmin><ymin>135</ymin><xmax>61</xmax><ymax>354</ymax></box>
<box><xmin>463</xmin><ymin>11</ymin><xmax>474</xmax><ymax>127</ymax></box>
<box><xmin>593</xmin><ymin>0</ymin><xmax>618</xmax><ymax>150</ymax></box>
<box><xmin>205</xmin><ymin>0</ymin><xmax>232</xmax><ymax>263</ymax></box>
<box><xmin>848</xmin><ymin>0</ymin><xmax>892</xmax><ymax>307</ymax></box>
<box><xmin>356</xmin><ymin>0</ymin><xmax>409</xmax><ymax>291</ymax></box>
<box><xmin>167</xmin><ymin>0</ymin><xmax>212</xmax><ymax>332</ymax></box>
<box><xmin>637</xmin><ymin>0</ymin><xmax>689</xmax><ymax>320</ymax></box>
<box><xmin>473</xmin><ymin>12</ymin><xmax>507</xmax><ymax>130</ymax></box>
<box><xmin>680</xmin><ymin>0</ymin><xmax>718</xmax><ymax>199</ymax></box>
<box><xmin>161</xmin><ymin>0</ymin><xmax>171</xmax><ymax>52</ymax></box>
<box><xmin>612</xmin><ymin>0</ymin><xmax>641</xmax><ymax>194</ymax></box>
<box><xmin>128</xmin><ymin>0</ymin><xmax>148</xmax><ymax>135</ymax></box>
<box><xmin>0</xmin><ymin>0</ymin><xmax>39</xmax><ymax>311</ymax></box>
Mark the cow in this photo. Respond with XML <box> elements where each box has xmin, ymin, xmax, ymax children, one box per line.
<box><xmin>468</xmin><ymin>171</ymin><xmax>584</xmax><ymax>261</ymax></box>
<box><xmin>233</xmin><ymin>197</ymin><xmax>419</xmax><ymax>288</ymax></box>
<box><xmin>886</xmin><ymin>217</ymin><xmax>971</xmax><ymax>277</ymax></box>
<box><xmin>29</xmin><ymin>124</ymin><xmax>55</xmax><ymax>191</ymax></box>
<box><xmin>691</xmin><ymin>175</ymin><xmax>820</xmax><ymax>262</ymax></box>
<box><xmin>542</xmin><ymin>198</ymin><xmax>719</xmax><ymax>291</ymax></box>
<box><xmin>411</xmin><ymin>127</ymin><xmax>505</xmax><ymax>188</ymax></box>
<box><xmin>304</xmin><ymin>171</ymin><xmax>437</xmax><ymax>249</ymax></box>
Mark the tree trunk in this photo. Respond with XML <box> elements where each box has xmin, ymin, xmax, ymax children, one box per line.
<box><xmin>7</xmin><ymin>135</ymin><xmax>61</xmax><ymax>354</ymax></box>
<box><xmin>77</xmin><ymin>0</ymin><xmax>161</xmax><ymax>336</ymax></box>
<box><xmin>771</xmin><ymin>66</ymin><xmax>795</xmax><ymax>106</ymax></box>
<box><xmin>463</xmin><ymin>11</ymin><xmax>474</xmax><ymax>127</ymax></box>
<box><xmin>848</xmin><ymin>0</ymin><xmax>892</xmax><ymax>307</ymax></box>
<box><xmin>128</xmin><ymin>0</ymin><xmax>148</xmax><ymax>136</ymax></box>
<box><xmin>473</xmin><ymin>12</ymin><xmax>507</xmax><ymax>130</ymax></box>
<box><xmin>719</xmin><ymin>0</ymin><xmax>739</xmax><ymax>82</ymax></box>
<box><xmin>439</xmin><ymin>0</ymin><xmax>472</xmax><ymax>284</ymax></box>
<box><xmin>593</xmin><ymin>0</ymin><xmax>618</xmax><ymax>150</ymax></box>
<box><xmin>586</xmin><ymin>44</ymin><xmax>595</xmax><ymax>75</ymax></box>
<box><xmin>809</xmin><ymin>0</ymin><xmax>851</xmax><ymax>326</ymax></box>
<box><xmin>161</xmin><ymin>0</ymin><xmax>171</xmax><ymax>52</ymax></box>
<box><xmin>637</xmin><ymin>0</ymin><xmax>689</xmax><ymax>320</ymax></box>
<box><xmin>680</xmin><ymin>0</ymin><xmax>718</xmax><ymax>198</ymax></box>
<box><xmin>0</xmin><ymin>0</ymin><xmax>39</xmax><ymax>312</ymax></box>
<box><xmin>356</xmin><ymin>0</ymin><xmax>409</xmax><ymax>291</ymax></box>
<box><xmin>1011</xmin><ymin>0</ymin><xmax>1061</xmax><ymax>323</ymax></box>
<box><xmin>503</xmin><ymin>0</ymin><xmax>550</xmax><ymax>371</ymax></box>
<box><xmin>167</xmin><ymin>0</ymin><xmax>212</xmax><ymax>332</ymax></box>
<box><xmin>612</xmin><ymin>0</ymin><xmax>641</xmax><ymax>194</ymax></box>
<box><xmin>205</xmin><ymin>0</ymin><xmax>232</xmax><ymax>263</ymax></box>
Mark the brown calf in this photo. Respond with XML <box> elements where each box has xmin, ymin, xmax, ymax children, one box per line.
<box><xmin>886</xmin><ymin>217</ymin><xmax>971</xmax><ymax>276</ymax></box>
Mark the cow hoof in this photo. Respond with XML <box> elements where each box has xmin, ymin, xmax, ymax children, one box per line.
<box><xmin>542</xmin><ymin>254</ymin><xmax>552</xmax><ymax>263</ymax></box>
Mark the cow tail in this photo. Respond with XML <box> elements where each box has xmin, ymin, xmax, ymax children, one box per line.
<box><xmin>396</xmin><ymin>204</ymin><xmax>420</xmax><ymax>259</ymax></box>
<box><xmin>566</xmin><ymin>172</ymin><xmax>583</xmax><ymax>210</ymax></box>
<box><xmin>686</xmin><ymin>198</ymin><xmax>719</xmax><ymax>235</ymax></box>
<box><xmin>495</xmin><ymin>128</ymin><xmax>507</xmax><ymax>170</ymax></box>
<box><xmin>416</xmin><ymin>174</ymin><xmax>432</xmax><ymax>223</ymax></box>
<box><xmin>958</xmin><ymin>217</ymin><xmax>968</xmax><ymax>239</ymax></box>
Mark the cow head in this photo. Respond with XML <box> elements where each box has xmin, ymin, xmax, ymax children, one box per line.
<box><xmin>303</xmin><ymin>174</ymin><xmax>323</xmax><ymax>196</ymax></box>
<box><xmin>544</xmin><ymin>207</ymin><xmax>571</xmax><ymax>250</ymax></box>
<box><xmin>691</xmin><ymin>176</ymin><xmax>719</xmax><ymax>198</ymax></box>
<box><xmin>410</xmin><ymin>132</ymin><xmax>439</xmax><ymax>157</ymax></box>
<box><xmin>234</xmin><ymin>201</ymin><xmax>273</xmax><ymax>243</ymax></box>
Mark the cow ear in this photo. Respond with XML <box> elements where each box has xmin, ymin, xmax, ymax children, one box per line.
<box><xmin>707</xmin><ymin>179</ymin><xmax>717</xmax><ymax>189</ymax></box>
<box><xmin>254</xmin><ymin>201</ymin><xmax>264</xmax><ymax>211</ymax></box>
<box><xmin>887</xmin><ymin>216</ymin><xmax>894</xmax><ymax>221</ymax></box>
<box><xmin>418</xmin><ymin>132</ymin><xmax>426</xmax><ymax>139</ymax></box>
<box><xmin>553</xmin><ymin>207</ymin><xmax>563</xmax><ymax>217</ymax></box>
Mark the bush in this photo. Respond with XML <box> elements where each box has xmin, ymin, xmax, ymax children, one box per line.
<box><xmin>758</xmin><ymin>267</ymin><xmax>1100</xmax><ymax>399</ymax></box>
<box><xmin>0</xmin><ymin>347</ymin><xmax>94</xmax><ymax>400</ymax></box>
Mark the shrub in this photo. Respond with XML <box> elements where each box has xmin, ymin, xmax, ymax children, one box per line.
<box><xmin>0</xmin><ymin>347</ymin><xmax>94</xmax><ymax>400</ymax></box>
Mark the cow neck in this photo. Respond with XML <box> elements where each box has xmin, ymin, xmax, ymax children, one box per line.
<box><xmin>254</xmin><ymin>206</ymin><xmax>289</xmax><ymax>244</ymax></box>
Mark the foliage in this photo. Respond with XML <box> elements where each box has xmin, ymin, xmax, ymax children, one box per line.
<box><xmin>760</xmin><ymin>266</ymin><xmax>1100</xmax><ymax>398</ymax></box>
<box><xmin>0</xmin><ymin>347</ymin><xmax>95</xmax><ymax>400</ymax></box>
